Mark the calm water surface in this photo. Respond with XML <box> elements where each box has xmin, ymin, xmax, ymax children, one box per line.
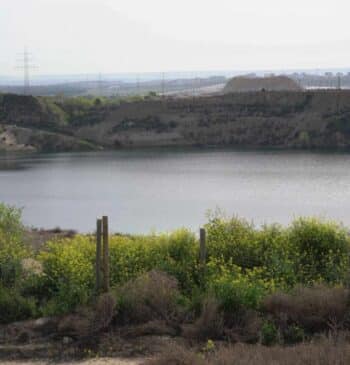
<box><xmin>0</xmin><ymin>149</ymin><xmax>349</xmax><ymax>233</ymax></box>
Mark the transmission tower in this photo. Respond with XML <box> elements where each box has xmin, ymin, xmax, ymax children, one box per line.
<box><xmin>17</xmin><ymin>48</ymin><xmax>36</xmax><ymax>95</ymax></box>
<box><xmin>97</xmin><ymin>73</ymin><xmax>103</xmax><ymax>96</ymax></box>
<box><xmin>337</xmin><ymin>74</ymin><xmax>342</xmax><ymax>90</ymax></box>
<box><xmin>192</xmin><ymin>74</ymin><xmax>196</xmax><ymax>101</ymax></box>
<box><xmin>161</xmin><ymin>72</ymin><xmax>165</xmax><ymax>97</ymax></box>
<box><xmin>136</xmin><ymin>74</ymin><xmax>140</xmax><ymax>95</ymax></box>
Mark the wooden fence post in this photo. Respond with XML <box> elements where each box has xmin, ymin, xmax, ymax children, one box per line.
<box><xmin>102</xmin><ymin>215</ymin><xmax>110</xmax><ymax>292</ymax></box>
<box><xmin>199</xmin><ymin>228</ymin><xmax>207</xmax><ymax>287</ymax></box>
<box><xmin>95</xmin><ymin>218</ymin><xmax>102</xmax><ymax>293</ymax></box>
<box><xmin>200</xmin><ymin>228</ymin><xmax>206</xmax><ymax>265</ymax></box>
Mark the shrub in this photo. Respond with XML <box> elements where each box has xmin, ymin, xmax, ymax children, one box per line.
<box><xmin>3</xmin><ymin>203</ymin><xmax>350</xmax><ymax>332</ymax></box>
<box><xmin>91</xmin><ymin>293</ymin><xmax>117</xmax><ymax>332</ymax></box>
<box><xmin>57</xmin><ymin>294</ymin><xmax>116</xmax><ymax>339</ymax></box>
<box><xmin>205</xmin><ymin>214</ymin><xmax>261</xmax><ymax>269</ymax></box>
<box><xmin>38</xmin><ymin>229</ymin><xmax>198</xmax><ymax>315</ymax></box>
<box><xmin>57</xmin><ymin>309</ymin><xmax>92</xmax><ymax>339</ymax></box>
<box><xmin>0</xmin><ymin>203</ymin><xmax>24</xmax><ymax>243</ymax></box>
<box><xmin>205</xmin><ymin>214</ymin><xmax>350</xmax><ymax>289</ymax></box>
<box><xmin>288</xmin><ymin>218</ymin><xmax>350</xmax><ymax>284</ymax></box>
<box><xmin>209</xmin><ymin>270</ymin><xmax>271</xmax><ymax>321</ymax></box>
<box><xmin>38</xmin><ymin>235</ymin><xmax>95</xmax><ymax>314</ymax></box>
<box><xmin>191</xmin><ymin>296</ymin><xmax>224</xmax><ymax>340</ymax></box>
<box><xmin>0</xmin><ymin>286</ymin><xmax>37</xmax><ymax>324</ymax></box>
<box><xmin>283</xmin><ymin>324</ymin><xmax>305</xmax><ymax>344</ymax></box>
<box><xmin>260</xmin><ymin>320</ymin><xmax>279</xmax><ymax>345</ymax></box>
<box><xmin>154</xmin><ymin>229</ymin><xmax>199</xmax><ymax>292</ymax></box>
<box><xmin>0</xmin><ymin>203</ymin><xmax>28</xmax><ymax>287</ymax></box>
<box><xmin>108</xmin><ymin>229</ymin><xmax>198</xmax><ymax>291</ymax></box>
<box><xmin>263</xmin><ymin>285</ymin><xmax>350</xmax><ymax>333</ymax></box>
<box><xmin>254</xmin><ymin>225</ymin><xmax>295</xmax><ymax>288</ymax></box>
<box><xmin>116</xmin><ymin>270</ymin><xmax>184</xmax><ymax>325</ymax></box>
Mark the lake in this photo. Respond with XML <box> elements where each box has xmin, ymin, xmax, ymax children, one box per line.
<box><xmin>0</xmin><ymin>148</ymin><xmax>350</xmax><ymax>233</ymax></box>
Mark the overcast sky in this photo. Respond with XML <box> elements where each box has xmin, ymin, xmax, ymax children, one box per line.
<box><xmin>1</xmin><ymin>0</ymin><xmax>350</xmax><ymax>76</ymax></box>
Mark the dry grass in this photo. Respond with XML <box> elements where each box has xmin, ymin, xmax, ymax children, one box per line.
<box><xmin>144</xmin><ymin>343</ymin><xmax>206</xmax><ymax>365</ymax></box>
<box><xmin>117</xmin><ymin>271</ymin><xmax>182</xmax><ymax>326</ymax></box>
<box><xmin>91</xmin><ymin>293</ymin><xmax>117</xmax><ymax>333</ymax></box>
<box><xmin>145</xmin><ymin>337</ymin><xmax>350</xmax><ymax>365</ymax></box>
<box><xmin>185</xmin><ymin>296</ymin><xmax>224</xmax><ymax>340</ymax></box>
<box><xmin>58</xmin><ymin>293</ymin><xmax>116</xmax><ymax>340</ymax></box>
<box><xmin>263</xmin><ymin>285</ymin><xmax>350</xmax><ymax>332</ymax></box>
<box><xmin>57</xmin><ymin>312</ymin><xmax>92</xmax><ymax>339</ymax></box>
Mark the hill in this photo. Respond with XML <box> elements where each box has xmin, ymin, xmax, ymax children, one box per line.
<box><xmin>223</xmin><ymin>75</ymin><xmax>302</xmax><ymax>93</ymax></box>
<box><xmin>1</xmin><ymin>90</ymin><xmax>350</xmax><ymax>152</ymax></box>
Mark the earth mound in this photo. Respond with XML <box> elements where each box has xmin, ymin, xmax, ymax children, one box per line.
<box><xmin>223</xmin><ymin>75</ymin><xmax>302</xmax><ymax>93</ymax></box>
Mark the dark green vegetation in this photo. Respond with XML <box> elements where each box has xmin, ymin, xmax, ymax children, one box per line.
<box><xmin>1</xmin><ymin>90</ymin><xmax>350</xmax><ymax>152</ymax></box>
<box><xmin>2</xmin><ymin>201</ymin><xmax>350</xmax><ymax>358</ymax></box>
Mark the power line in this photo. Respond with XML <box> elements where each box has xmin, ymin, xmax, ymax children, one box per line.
<box><xmin>16</xmin><ymin>47</ymin><xmax>36</xmax><ymax>95</ymax></box>
<box><xmin>98</xmin><ymin>73</ymin><xmax>103</xmax><ymax>96</ymax></box>
<box><xmin>136</xmin><ymin>74</ymin><xmax>140</xmax><ymax>95</ymax></box>
<box><xmin>161</xmin><ymin>72</ymin><xmax>165</xmax><ymax>97</ymax></box>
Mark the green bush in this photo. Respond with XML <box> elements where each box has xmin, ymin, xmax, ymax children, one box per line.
<box><xmin>0</xmin><ymin>203</ymin><xmax>24</xmax><ymax>242</ymax></box>
<box><xmin>206</xmin><ymin>214</ymin><xmax>262</xmax><ymax>269</ymax></box>
<box><xmin>0</xmin><ymin>203</ymin><xmax>28</xmax><ymax>287</ymax></box>
<box><xmin>38</xmin><ymin>235</ymin><xmax>95</xmax><ymax>314</ymax></box>
<box><xmin>209</xmin><ymin>269</ymin><xmax>271</xmax><ymax>320</ymax></box>
<box><xmin>1</xmin><ymin>200</ymin><xmax>350</xmax><ymax>326</ymax></box>
<box><xmin>206</xmin><ymin>213</ymin><xmax>350</xmax><ymax>289</ymax></box>
<box><xmin>288</xmin><ymin>217</ymin><xmax>350</xmax><ymax>284</ymax></box>
<box><xmin>38</xmin><ymin>229</ymin><xmax>198</xmax><ymax>314</ymax></box>
<box><xmin>261</xmin><ymin>320</ymin><xmax>279</xmax><ymax>345</ymax></box>
<box><xmin>0</xmin><ymin>286</ymin><xmax>37</xmax><ymax>324</ymax></box>
<box><xmin>108</xmin><ymin>229</ymin><xmax>198</xmax><ymax>291</ymax></box>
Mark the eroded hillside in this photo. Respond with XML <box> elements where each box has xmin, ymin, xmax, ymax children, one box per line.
<box><xmin>1</xmin><ymin>91</ymin><xmax>350</xmax><ymax>152</ymax></box>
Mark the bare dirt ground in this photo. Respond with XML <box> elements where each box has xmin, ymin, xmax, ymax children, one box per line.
<box><xmin>23</xmin><ymin>228</ymin><xmax>77</xmax><ymax>250</ymax></box>
<box><xmin>0</xmin><ymin>359</ymin><xmax>145</xmax><ymax>365</ymax></box>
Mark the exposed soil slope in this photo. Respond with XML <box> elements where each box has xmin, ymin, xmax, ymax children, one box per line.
<box><xmin>1</xmin><ymin>91</ymin><xmax>350</xmax><ymax>151</ymax></box>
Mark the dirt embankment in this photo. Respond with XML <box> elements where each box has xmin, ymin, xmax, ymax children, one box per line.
<box><xmin>0</xmin><ymin>94</ymin><xmax>101</xmax><ymax>153</ymax></box>
<box><xmin>75</xmin><ymin>90</ymin><xmax>350</xmax><ymax>150</ymax></box>
<box><xmin>1</xmin><ymin>90</ymin><xmax>350</xmax><ymax>151</ymax></box>
<box><xmin>223</xmin><ymin>75</ymin><xmax>302</xmax><ymax>93</ymax></box>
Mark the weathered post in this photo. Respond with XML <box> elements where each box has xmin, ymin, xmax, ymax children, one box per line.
<box><xmin>199</xmin><ymin>227</ymin><xmax>207</xmax><ymax>288</ymax></box>
<box><xmin>95</xmin><ymin>218</ymin><xmax>102</xmax><ymax>293</ymax></box>
<box><xmin>199</xmin><ymin>227</ymin><xmax>206</xmax><ymax>265</ymax></box>
<box><xmin>102</xmin><ymin>215</ymin><xmax>110</xmax><ymax>292</ymax></box>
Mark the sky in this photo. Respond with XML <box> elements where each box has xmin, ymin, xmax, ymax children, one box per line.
<box><xmin>1</xmin><ymin>0</ymin><xmax>350</xmax><ymax>76</ymax></box>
